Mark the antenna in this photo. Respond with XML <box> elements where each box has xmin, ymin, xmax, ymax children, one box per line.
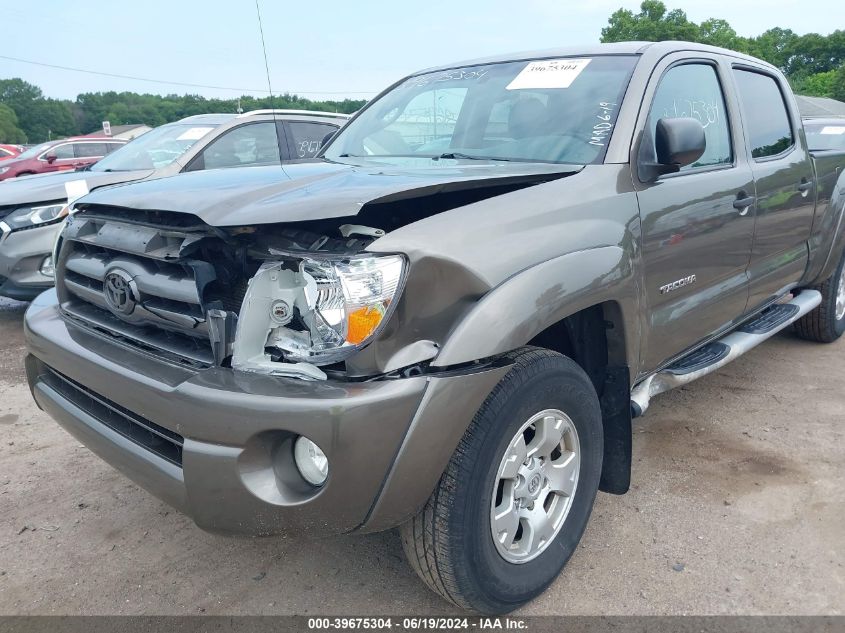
<box><xmin>254</xmin><ymin>0</ymin><xmax>287</xmax><ymax>174</ymax></box>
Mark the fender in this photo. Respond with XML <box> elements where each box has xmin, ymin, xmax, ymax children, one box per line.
<box><xmin>361</xmin><ymin>247</ymin><xmax>639</xmax><ymax>532</ymax></box>
<box><xmin>432</xmin><ymin>245</ymin><xmax>640</xmax><ymax>370</ymax></box>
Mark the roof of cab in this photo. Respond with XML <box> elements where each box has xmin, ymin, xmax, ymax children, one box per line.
<box><xmin>416</xmin><ymin>40</ymin><xmax>778</xmax><ymax>75</ymax></box>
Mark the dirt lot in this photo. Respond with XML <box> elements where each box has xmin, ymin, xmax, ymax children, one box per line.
<box><xmin>0</xmin><ymin>296</ymin><xmax>842</xmax><ymax>616</ymax></box>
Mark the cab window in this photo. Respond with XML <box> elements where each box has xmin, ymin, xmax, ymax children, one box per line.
<box><xmin>644</xmin><ymin>63</ymin><xmax>733</xmax><ymax>172</ymax></box>
<box><xmin>733</xmin><ymin>69</ymin><xmax>794</xmax><ymax>159</ymax></box>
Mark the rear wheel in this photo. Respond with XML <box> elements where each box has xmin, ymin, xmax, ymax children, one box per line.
<box><xmin>795</xmin><ymin>248</ymin><xmax>845</xmax><ymax>343</ymax></box>
<box><xmin>400</xmin><ymin>347</ymin><xmax>603</xmax><ymax>614</ymax></box>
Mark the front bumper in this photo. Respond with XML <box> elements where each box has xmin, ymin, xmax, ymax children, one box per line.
<box><xmin>0</xmin><ymin>222</ymin><xmax>58</xmax><ymax>300</ymax></box>
<box><xmin>24</xmin><ymin>295</ymin><xmax>505</xmax><ymax>536</ymax></box>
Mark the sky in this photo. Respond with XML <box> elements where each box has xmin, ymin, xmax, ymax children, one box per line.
<box><xmin>0</xmin><ymin>0</ymin><xmax>840</xmax><ymax>102</ymax></box>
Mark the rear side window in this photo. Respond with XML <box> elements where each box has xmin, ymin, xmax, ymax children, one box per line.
<box><xmin>733</xmin><ymin>69</ymin><xmax>794</xmax><ymax>159</ymax></box>
<box><xmin>106</xmin><ymin>142</ymin><xmax>124</xmax><ymax>154</ymax></box>
<box><xmin>286</xmin><ymin>122</ymin><xmax>339</xmax><ymax>159</ymax></box>
<box><xmin>645</xmin><ymin>63</ymin><xmax>732</xmax><ymax>171</ymax></box>
<box><xmin>74</xmin><ymin>143</ymin><xmax>107</xmax><ymax>158</ymax></box>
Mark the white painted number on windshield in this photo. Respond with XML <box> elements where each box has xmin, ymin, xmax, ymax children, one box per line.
<box><xmin>589</xmin><ymin>102</ymin><xmax>616</xmax><ymax>147</ymax></box>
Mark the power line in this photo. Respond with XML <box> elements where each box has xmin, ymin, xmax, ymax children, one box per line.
<box><xmin>0</xmin><ymin>54</ymin><xmax>377</xmax><ymax>96</ymax></box>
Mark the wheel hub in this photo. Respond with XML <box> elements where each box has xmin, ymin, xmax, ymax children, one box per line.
<box><xmin>490</xmin><ymin>409</ymin><xmax>581</xmax><ymax>564</ymax></box>
<box><xmin>513</xmin><ymin>459</ymin><xmax>545</xmax><ymax>505</ymax></box>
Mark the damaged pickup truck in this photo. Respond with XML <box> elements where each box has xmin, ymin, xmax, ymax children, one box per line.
<box><xmin>24</xmin><ymin>41</ymin><xmax>845</xmax><ymax>614</ymax></box>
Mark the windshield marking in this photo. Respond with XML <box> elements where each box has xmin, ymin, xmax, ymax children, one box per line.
<box><xmin>506</xmin><ymin>58</ymin><xmax>591</xmax><ymax>90</ymax></box>
<box><xmin>403</xmin><ymin>68</ymin><xmax>489</xmax><ymax>89</ymax></box>
<box><xmin>590</xmin><ymin>102</ymin><xmax>616</xmax><ymax>147</ymax></box>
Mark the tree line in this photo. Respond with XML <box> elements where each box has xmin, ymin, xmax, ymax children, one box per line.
<box><xmin>601</xmin><ymin>1</ymin><xmax>845</xmax><ymax>99</ymax></box>
<box><xmin>2</xmin><ymin>1</ymin><xmax>844</xmax><ymax>144</ymax></box>
<box><xmin>0</xmin><ymin>78</ymin><xmax>366</xmax><ymax>144</ymax></box>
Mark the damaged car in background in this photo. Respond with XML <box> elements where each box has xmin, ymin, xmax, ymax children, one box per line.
<box><xmin>24</xmin><ymin>41</ymin><xmax>845</xmax><ymax>614</ymax></box>
<box><xmin>0</xmin><ymin>109</ymin><xmax>347</xmax><ymax>301</ymax></box>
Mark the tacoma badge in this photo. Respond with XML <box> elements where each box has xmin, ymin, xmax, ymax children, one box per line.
<box><xmin>659</xmin><ymin>274</ymin><xmax>697</xmax><ymax>295</ymax></box>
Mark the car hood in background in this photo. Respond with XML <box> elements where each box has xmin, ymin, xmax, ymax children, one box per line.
<box><xmin>75</xmin><ymin>161</ymin><xmax>583</xmax><ymax>226</ymax></box>
<box><xmin>0</xmin><ymin>169</ymin><xmax>154</xmax><ymax>207</ymax></box>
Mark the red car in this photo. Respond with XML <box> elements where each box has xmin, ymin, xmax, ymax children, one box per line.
<box><xmin>0</xmin><ymin>137</ymin><xmax>126</xmax><ymax>181</ymax></box>
<box><xmin>0</xmin><ymin>144</ymin><xmax>23</xmax><ymax>161</ymax></box>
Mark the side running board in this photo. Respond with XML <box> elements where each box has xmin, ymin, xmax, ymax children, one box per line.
<box><xmin>630</xmin><ymin>290</ymin><xmax>822</xmax><ymax>417</ymax></box>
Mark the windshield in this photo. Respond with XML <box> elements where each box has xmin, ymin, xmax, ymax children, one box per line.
<box><xmin>804</xmin><ymin>122</ymin><xmax>845</xmax><ymax>151</ymax></box>
<box><xmin>325</xmin><ymin>55</ymin><xmax>638</xmax><ymax>166</ymax></box>
<box><xmin>91</xmin><ymin>123</ymin><xmax>218</xmax><ymax>171</ymax></box>
<box><xmin>15</xmin><ymin>142</ymin><xmax>55</xmax><ymax>160</ymax></box>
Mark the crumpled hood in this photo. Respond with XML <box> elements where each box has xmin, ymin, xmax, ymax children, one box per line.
<box><xmin>75</xmin><ymin>160</ymin><xmax>583</xmax><ymax>226</ymax></box>
<box><xmin>0</xmin><ymin>169</ymin><xmax>153</xmax><ymax>207</ymax></box>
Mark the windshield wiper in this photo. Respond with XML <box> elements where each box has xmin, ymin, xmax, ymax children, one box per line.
<box><xmin>435</xmin><ymin>152</ymin><xmax>513</xmax><ymax>162</ymax></box>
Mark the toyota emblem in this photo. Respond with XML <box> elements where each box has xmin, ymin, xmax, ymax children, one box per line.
<box><xmin>103</xmin><ymin>269</ymin><xmax>137</xmax><ymax>316</ymax></box>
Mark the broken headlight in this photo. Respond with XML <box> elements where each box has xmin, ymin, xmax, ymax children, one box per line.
<box><xmin>232</xmin><ymin>254</ymin><xmax>406</xmax><ymax>377</ymax></box>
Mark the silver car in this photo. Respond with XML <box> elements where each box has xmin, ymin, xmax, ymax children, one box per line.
<box><xmin>0</xmin><ymin>109</ymin><xmax>349</xmax><ymax>300</ymax></box>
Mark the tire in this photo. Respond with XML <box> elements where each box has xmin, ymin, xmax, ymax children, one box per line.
<box><xmin>400</xmin><ymin>347</ymin><xmax>603</xmax><ymax>614</ymax></box>
<box><xmin>794</xmin><ymin>248</ymin><xmax>845</xmax><ymax>343</ymax></box>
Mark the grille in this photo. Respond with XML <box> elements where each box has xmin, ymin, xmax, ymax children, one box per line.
<box><xmin>40</xmin><ymin>366</ymin><xmax>184</xmax><ymax>466</ymax></box>
<box><xmin>56</xmin><ymin>208</ymin><xmax>246</xmax><ymax>368</ymax></box>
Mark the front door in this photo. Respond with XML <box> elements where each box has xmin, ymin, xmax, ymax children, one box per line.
<box><xmin>635</xmin><ymin>57</ymin><xmax>755</xmax><ymax>373</ymax></box>
<box><xmin>731</xmin><ymin>67</ymin><xmax>815</xmax><ymax>310</ymax></box>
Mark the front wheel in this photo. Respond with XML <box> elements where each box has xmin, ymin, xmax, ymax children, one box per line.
<box><xmin>400</xmin><ymin>347</ymin><xmax>603</xmax><ymax>614</ymax></box>
<box><xmin>795</xmin><ymin>248</ymin><xmax>845</xmax><ymax>343</ymax></box>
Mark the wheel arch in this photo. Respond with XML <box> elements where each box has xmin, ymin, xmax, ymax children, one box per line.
<box><xmin>431</xmin><ymin>245</ymin><xmax>639</xmax><ymax>377</ymax></box>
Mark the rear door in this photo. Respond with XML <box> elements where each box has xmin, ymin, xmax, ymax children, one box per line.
<box><xmin>634</xmin><ymin>54</ymin><xmax>755</xmax><ymax>372</ymax></box>
<box><xmin>731</xmin><ymin>67</ymin><xmax>816</xmax><ymax>310</ymax></box>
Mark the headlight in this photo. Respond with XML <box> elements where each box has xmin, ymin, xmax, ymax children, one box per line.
<box><xmin>232</xmin><ymin>253</ymin><xmax>406</xmax><ymax>377</ymax></box>
<box><xmin>4</xmin><ymin>202</ymin><xmax>69</xmax><ymax>231</ymax></box>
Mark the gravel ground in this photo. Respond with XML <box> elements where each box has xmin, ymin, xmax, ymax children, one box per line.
<box><xmin>0</xmin><ymin>296</ymin><xmax>842</xmax><ymax>615</ymax></box>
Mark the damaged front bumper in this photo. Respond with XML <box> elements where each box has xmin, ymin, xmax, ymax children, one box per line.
<box><xmin>24</xmin><ymin>292</ymin><xmax>505</xmax><ymax>536</ymax></box>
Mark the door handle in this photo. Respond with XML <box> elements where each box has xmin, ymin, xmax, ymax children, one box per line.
<box><xmin>797</xmin><ymin>179</ymin><xmax>813</xmax><ymax>193</ymax></box>
<box><xmin>733</xmin><ymin>194</ymin><xmax>755</xmax><ymax>215</ymax></box>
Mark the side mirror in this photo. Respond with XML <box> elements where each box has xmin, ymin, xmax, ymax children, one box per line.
<box><xmin>654</xmin><ymin>117</ymin><xmax>706</xmax><ymax>172</ymax></box>
<box><xmin>44</xmin><ymin>153</ymin><xmax>58</xmax><ymax>164</ymax></box>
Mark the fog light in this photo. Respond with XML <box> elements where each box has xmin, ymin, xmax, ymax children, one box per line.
<box><xmin>39</xmin><ymin>255</ymin><xmax>55</xmax><ymax>278</ymax></box>
<box><xmin>293</xmin><ymin>436</ymin><xmax>329</xmax><ymax>486</ymax></box>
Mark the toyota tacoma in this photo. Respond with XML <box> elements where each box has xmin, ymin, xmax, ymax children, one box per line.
<box><xmin>24</xmin><ymin>41</ymin><xmax>845</xmax><ymax>613</ymax></box>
